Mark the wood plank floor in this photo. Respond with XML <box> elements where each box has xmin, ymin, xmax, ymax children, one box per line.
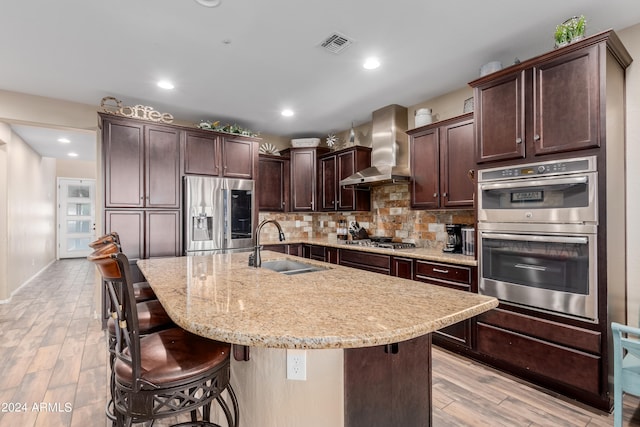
<box><xmin>0</xmin><ymin>258</ymin><xmax>638</xmax><ymax>426</ymax></box>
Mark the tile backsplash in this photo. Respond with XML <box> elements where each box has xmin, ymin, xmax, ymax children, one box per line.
<box><xmin>258</xmin><ymin>183</ymin><xmax>475</xmax><ymax>250</ymax></box>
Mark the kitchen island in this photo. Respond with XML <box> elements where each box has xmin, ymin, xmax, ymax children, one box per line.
<box><xmin>137</xmin><ymin>251</ymin><xmax>497</xmax><ymax>427</ymax></box>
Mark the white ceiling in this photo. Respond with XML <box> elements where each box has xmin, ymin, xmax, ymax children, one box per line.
<box><xmin>2</xmin><ymin>0</ymin><xmax>640</xmax><ymax>160</ymax></box>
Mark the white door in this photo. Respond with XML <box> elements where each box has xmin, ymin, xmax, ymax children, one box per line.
<box><xmin>57</xmin><ymin>178</ymin><xmax>96</xmax><ymax>259</ymax></box>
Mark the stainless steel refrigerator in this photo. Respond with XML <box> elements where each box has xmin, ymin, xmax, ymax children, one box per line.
<box><xmin>184</xmin><ymin>176</ymin><xmax>255</xmax><ymax>255</ymax></box>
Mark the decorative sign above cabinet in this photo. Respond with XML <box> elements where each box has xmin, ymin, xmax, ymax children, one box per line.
<box><xmin>100</xmin><ymin>96</ymin><xmax>174</xmax><ymax>124</ymax></box>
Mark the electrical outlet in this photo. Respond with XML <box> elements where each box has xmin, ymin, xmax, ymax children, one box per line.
<box><xmin>286</xmin><ymin>349</ymin><xmax>307</xmax><ymax>381</ymax></box>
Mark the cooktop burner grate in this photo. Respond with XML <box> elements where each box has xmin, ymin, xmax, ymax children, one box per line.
<box><xmin>344</xmin><ymin>239</ymin><xmax>416</xmax><ymax>249</ymax></box>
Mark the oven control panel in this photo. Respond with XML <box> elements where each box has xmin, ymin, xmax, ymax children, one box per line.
<box><xmin>479</xmin><ymin>156</ymin><xmax>596</xmax><ymax>182</ymax></box>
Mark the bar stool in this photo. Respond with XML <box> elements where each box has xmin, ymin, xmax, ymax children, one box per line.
<box><xmin>90</xmin><ymin>242</ymin><xmax>175</xmax><ymax>425</ymax></box>
<box><xmin>90</xmin><ymin>235</ymin><xmax>156</xmax><ymax>302</ymax></box>
<box><xmin>88</xmin><ymin>250</ymin><xmax>238</xmax><ymax>427</ymax></box>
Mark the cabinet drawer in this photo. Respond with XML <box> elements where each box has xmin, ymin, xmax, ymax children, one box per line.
<box><xmin>478</xmin><ymin>308</ymin><xmax>601</xmax><ymax>354</ymax></box>
<box><xmin>414</xmin><ymin>260</ymin><xmax>470</xmax><ymax>284</ymax></box>
<box><xmin>476</xmin><ymin>323</ymin><xmax>601</xmax><ymax>395</ymax></box>
<box><xmin>339</xmin><ymin>249</ymin><xmax>390</xmax><ymax>275</ymax></box>
<box><xmin>309</xmin><ymin>245</ymin><xmax>326</xmax><ymax>261</ymax></box>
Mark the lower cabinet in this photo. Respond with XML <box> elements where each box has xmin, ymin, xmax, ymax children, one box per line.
<box><xmin>476</xmin><ymin>308</ymin><xmax>602</xmax><ymax>397</ymax></box>
<box><xmin>391</xmin><ymin>257</ymin><xmax>413</xmax><ymax>279</ymax></box>
<box><xmin>105</xmin><ymin>209</ymin><xmax>181</xmax><ymax>259</ymax></box>
<box><xmin>339</xmin><ymin>249</ymin><xmax>391</xmax><ymax>275</ymax></box>
<box><xmin>413</xmin><ymin>260</ymin><xmax>475</xmax><ymax>349</ymax></box>
<box><xmin>262</xmin><ymin>243</ymin><xmax>302</xmax><ymax>257</ymax></box>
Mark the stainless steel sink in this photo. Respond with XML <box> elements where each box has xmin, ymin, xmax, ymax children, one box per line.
<box><xmin>261</xmin><ymin>259</ymin><xmax>329</xmax><ymax>275</ymax></box>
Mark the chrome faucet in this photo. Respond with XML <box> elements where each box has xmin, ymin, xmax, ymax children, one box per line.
<box><xmin>249</xmin><ymin>219</ymin><xmax>285</xmax><ymax>267</ymax></box>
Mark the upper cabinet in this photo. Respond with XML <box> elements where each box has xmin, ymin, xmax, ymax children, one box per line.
<box><xmin>103</xmin><ymin>116</ymin><xmax>180</xmax><ymax>208</ymax></box>
<box><xmin>184</xmin><ymin>130</ymin><xmax>257</xmax><ymax>179</ymax></box>
<box><xmin>258</xmin><ymin>154</ymin><xmax>289</xmax><ymax>212</ymax></box>
<box><xmin>281</xmin><ymin>147</ymin><xmax>329</xmax><ymax>212</ymax></box>
<box><xmin>408</xmin><ymin>113</ymin><xmax>475</xmax><ymax>209</ymax></box>
<box><xmin>319</xmin><ymin>146</ymin><xmax>371</xmax><ymax>211</ymax></box>
<box><xmin>471</xmin><ymin>30</ymin><xmax>632</xmax><ymax>164</ymax></box>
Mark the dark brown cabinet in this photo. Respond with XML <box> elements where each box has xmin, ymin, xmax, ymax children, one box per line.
<box><xmin>339</xmin><ymin>249</ymin><xmax>391</xmax><ymax>275</ymax></box>
<box><xmin>391</xmin><ymin>257</ymin><xmax>413</xmax><ymax>279</ymax></box>
<box><xmin>103</xmin><ymin>117</ymin><xmax>180</xmax><ymax>209</ymax></box>
<box><xmin>476</xmin><ymin>309</ymin><xmax>602</xmax><ymax>397</ymax></box>
<box><xmin>319</xmin><ymin>146</ymin><xmax>371</xmax><ymax>211</ymax></box>
<box><xmin>472</xmin><ymin>35</ymin><xmax>619</xmax><ymax>164</ymax></box>
<box><xmin>413</xmin><ymin>260</ymin><xmax>475</xmax><ymax>348</ymax></box>
<box><xmin>184</xmin><ymin>130</ymin><xmax>256</xmax><ymax>179</ymax></box>
<box><xmin>281</xmin><ymin>147</ymin><xmax>329</xmax><ymax>212</ymax></box>
<box><xmin>408</xmin><ymin>113</ymin><xmax>474</xmax><ymax>209</ymax></box>
<box><xmin>258</xmin><ymin>154</ymin><xmax>289</xmax><ymax>212</ymax></box>
<box><xmin>104</xmin><ymin>210</ymin><xmax>181</xmax><ymax>259</ymax></box>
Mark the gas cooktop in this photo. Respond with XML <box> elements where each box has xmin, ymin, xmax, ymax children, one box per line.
<box><xmin>344</xmin><ymin>239</ymin><xmax>416</xmax><ymax>250</ymax></box>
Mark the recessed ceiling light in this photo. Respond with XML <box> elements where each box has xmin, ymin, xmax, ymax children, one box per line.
<box><xmin>363</xmin><ymin>57</ymin><xmax>381</xmax><ymax>70</ymax></box>
<box><xmin>57</xmin><ymin>137</ymin><xmax>71</xmax><ymax>143</ymax></box>
<box><xmin>157</xmin><ymin>80</ymin><xmax>175</xmax><ymax>90</ymax></box>
<box><xmin>281</xmin><ymin>109</ymin><xmax>294</xmax><ymax>117</ymax></box>
<box><xmin>68</xmin><ymin>152</ymin><xmax>78</xmax><ymax>158</ymax></box>
<box><xmin>194</xmin><ymin>0</ymin><xmax>222</xmax><ymax>7</ymax></box>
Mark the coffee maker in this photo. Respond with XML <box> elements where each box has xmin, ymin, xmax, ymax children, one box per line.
<box><xmin>443</xmin><ymin>224</ymin><xmax>463</xmax><ymax>253</ymax></box>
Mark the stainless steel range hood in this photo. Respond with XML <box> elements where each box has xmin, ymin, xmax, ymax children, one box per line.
<box><xmin>340</xmin><ymin>104</ymin><xmax>409</xmax><ymax>187</ymax></box>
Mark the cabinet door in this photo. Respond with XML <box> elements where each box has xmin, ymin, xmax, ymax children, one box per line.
<box><xmin>319</xmin><ymin>156</ymin><xmax>337</xmax><ymax>210</ymax></box>
<box><xmin>105</xmin><ymin>210</ymin><xmax>144</xmax><ymax>259</ymax></box>
<box><xmin>103</xmin><ymin>119</ymin><xmax>144</xmax><ymax>208</ymax></box>
<box><xmin>184</xmin><ymin>131</ymin><xmax>221</xmax><ymax>176</ymax></box>
<box><xmin>145</xmin><ymin>125</ymin><xmax>181</xmax><ymax>208</ymax></box>
<box><xmin>410</xmin><ymin>129</ymin><xmax>440</xmax><ymax>209</ymax></box>
<box><xmin>475</xmin><ymin>71</ymin><xmax>526</xmax><ymax>163</ymax></box>
<box><xmin>223</xmin><ymin>137</ymin><xmax>254</xmax><ymax>179</ymax></box>
<box><xmin>258</xmin><ymin>156</ymin><xmax>288</xmax><ymax>212</ymax></box>
<box><xmin>440</xmin><ymin>118</ymin><xmax>475</xmax><ymax>208</ymax></box>
<box><xmin>146</xmin><ymin>210</ymin><xmax>181</xmax><ymax>258</ymax></box>
<box><xmin>326</xmin><ymin>247</ymin><xmax>339</xmax><ymax>264</ymax></box>
<box><xmin>391</xmin><ymin>257</ymin><xmax>413</xmax><ymax>279</ymax></box>
<box><xmin>533</xmin><ymin>45</ymin><xmax>600</xmax><ymax>155</ymax></box>
<box><xmin>337</xmin><ymin>151</ymin><xmax>354</xmax><ymax>210</ymax></box>
<box><xmin>290</xmin><ymin>149</ymin><xmax>317</xmax><ymax>211</ymax></box>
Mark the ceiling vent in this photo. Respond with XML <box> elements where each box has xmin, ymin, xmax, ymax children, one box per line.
<box><xmin>320</xmin><ymin>32</ymin><xmax>353</xmax><ymax>54</ymax></box>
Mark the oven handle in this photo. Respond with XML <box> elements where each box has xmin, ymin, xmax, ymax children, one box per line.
<box><xmin>480</xmin><ymin>232</ymin><xmax>588</xmax><ymax>245</ymax></box>
<box><xmin>515</xmin><ymin>263</ymin><xmax>547</xmax><ymax>272</ymax></box>
<box><xmin>479</xmin><ymin>175</ymin><xmax>588</xmax><ymax>191</ymax></box>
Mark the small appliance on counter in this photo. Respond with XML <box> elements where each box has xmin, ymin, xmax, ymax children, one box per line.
<box><xmin>443</xmin><ymin>224</ymin><xmax>463</xmax><ymax>253</ymax></box>
<box><xmin>461</xmin><ymin>226</ymin><xmax>475</xmax><ymax>256</ymax></box>
<box><xmin>337</xmin><ymin>219</ymin><xmax>348</xmax><ymax>240</ymax></box>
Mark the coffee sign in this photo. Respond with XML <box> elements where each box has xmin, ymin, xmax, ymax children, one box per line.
<box><xmin>100</xmin><ymin>96</ymin><xmax>174</xmax><ymax>124</ymax></box>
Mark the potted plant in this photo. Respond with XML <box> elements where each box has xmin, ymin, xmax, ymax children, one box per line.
<box><xmin>554</xmin><ymin>15</ymin><xmax>586</xmax><ymax>48</ymax></box>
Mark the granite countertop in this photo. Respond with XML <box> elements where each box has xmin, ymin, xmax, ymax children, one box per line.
<box><xmin>261</xmin><ymin>237</ymin><xmax>478</xmax><ymax>267</ymax></box>
<box><xmin>137</xmin><ymin>251</ymin><xmax>497</xmax><ymax>350</ymax></box>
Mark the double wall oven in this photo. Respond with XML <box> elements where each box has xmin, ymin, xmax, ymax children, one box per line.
<box><xmin>477</xmin><ymin>156</ymin><xmax>598</xmax><ymax>321</ymax></box>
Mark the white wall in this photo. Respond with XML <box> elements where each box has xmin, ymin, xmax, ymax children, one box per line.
<box><xmin>0</xmin><ymin>123</ymin><xmax>57</xmax><ymax>300</ymax></box>
<box><xmin>0</xmin><ymin>124</ymin><xmax>8</xmax><ymax>301</ymax></box>
<box><xmin>619</xmin><ymin>24</ymin><xmax>640</xmax><ymax>327</ymax></box>
<box><xmin>0</xmin><ymin>92</ymin><xmax>99</xmax><ymax>301</ymax></box>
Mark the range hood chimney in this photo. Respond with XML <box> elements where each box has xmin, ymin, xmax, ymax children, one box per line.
<box><xmin>339</xmin><ymin>104</ymin><xmax>409</xmax><ymax>187</ymax></box>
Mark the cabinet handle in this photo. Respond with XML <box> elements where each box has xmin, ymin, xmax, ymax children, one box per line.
<box><xmin>282</xmin><ymin>201</ymin><xmax>285</xmax><ymax>206</ymax></box>
<box><xmin>433</xmin><ymin>268</ymin><xmax>449</xmax><ymax>274</ymax></box>
<box><xmin>433</xmin><ymin>193</ymin><xmax>438</xmax><ymax>198</ymax></box>
<box><xmin>534</xmin><ymin>134</ymin><xmax>541</xmax><ymax>141</ymax></box>
<box><xmin>516</xmin><ymin>137</ymin><xmax>523</xmax><ymax>144</ymax></box>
